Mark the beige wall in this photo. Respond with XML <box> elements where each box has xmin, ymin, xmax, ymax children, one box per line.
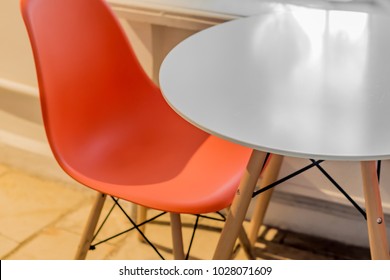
<box><xmin>0</xmin><ymin>0</ymin><xmax>190</xmax><ymax>88</ymax></box>
<box><xmin>0</xmin><ymin>0</ymin><xmax>37</xmax><ymax>87</ymax></box>
<box><xmin>0</xmin><ymin>1</ymin><xmax>152</xmax><ymax>89</ymax></box>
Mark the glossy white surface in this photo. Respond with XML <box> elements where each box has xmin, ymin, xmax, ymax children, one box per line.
<box><xmin>109</xmin><ymin>0</ymin><xmax>272</xmax><ymax>17</ymax></box>
<box><xmin>160</xmin><ymin>4</ymin><xmax>390</xmax><ymax>160</ymax></box>
<box><xmin>110</xmin><ymin>0</ymin><xmax>383</xmax><ymax>17</ymax></box>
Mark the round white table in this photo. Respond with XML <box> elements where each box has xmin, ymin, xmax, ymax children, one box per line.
<box><xmin>160</xmin><ymin>3</ymin><xmax>390</xmax><ymax>259</ymax></box>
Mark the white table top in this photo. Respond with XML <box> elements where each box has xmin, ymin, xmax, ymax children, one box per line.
<box><xmin>160</xmin><ymin>3</ymin><xmax>390</xmax><ymax>161</ymax></box>
<box><xmin>109</xmin><ymin>0</ymin><xmax>386</xmax><ymax>17</ymax></box>
<box><xmin>109</xmin><ymin>0</ymin><xmax>270</xmax><ymax>17</ymax></box>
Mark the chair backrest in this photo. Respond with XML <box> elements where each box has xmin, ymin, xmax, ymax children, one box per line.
<box><xmin>21</xmin><ymin>0</ymin><xmax>156</xmax><ymax>157</ymax></box>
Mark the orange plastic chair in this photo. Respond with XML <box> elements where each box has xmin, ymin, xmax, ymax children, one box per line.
<box><xmin>20</xmin><ymin>0</ymin><xmax>253</xmax><ymax>259</ymax></box>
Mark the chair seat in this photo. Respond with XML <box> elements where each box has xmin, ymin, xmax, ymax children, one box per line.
<box><xmin>68</xmin><ymin>135</ymin><xmax>251</xmax><ymax>214</ymax></box>
<box><xmin>54</xmin><ymin>88</ymin><xmax>252</xmax><ymax>214</ymax></box>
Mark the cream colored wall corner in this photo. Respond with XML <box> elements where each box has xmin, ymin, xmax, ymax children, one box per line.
<box><xmin>0</xmin><ymin>1</ymin><xmax>154</xmax><ymax>89</ymax></box>
<box><xmin>0</xmin><ymin>1</ymin><xmax>44</xmax><ymax>168</ymax></box>
<box><xmin>0</xmin><ymin>0</ymin><xmax>37</xmax><ymax>88</ymax></box>
<box><xmin>0</xmin><ymin>1</ymin><xmax>74</xmax><ymax>182</ymax></box>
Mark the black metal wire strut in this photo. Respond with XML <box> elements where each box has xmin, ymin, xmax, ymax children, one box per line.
<box><xmin>89</xmin><ymin>198</ymin><xmax>228</xmax><ymax>260</ymax></box>
<box><xmin>89</xmin><ymin>197</ymin><xmax>166</xmax><ymax>259</ymax></box>
<box><xmin>310</xmin><ymin>159</ymin><xmax>367</xmax><ymax>220</ymax></box>
<box><xmin>252</xmin><ymin>158</ymin><xmax>369</xmax><ymax>220</ymax></box>
<box><xmin>252</xmin><ymin>160</ymin><xmax>325</xmax><ymax>198</ymax></box>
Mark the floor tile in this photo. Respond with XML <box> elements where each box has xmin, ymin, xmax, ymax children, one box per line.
<box><xmin>7</xmin><ymin>226</ymin><xmax>114</xmax><ymax>260</ymax></box>
<box><xmin>0</xmin><ymin>171</ymin><xmax>86</xmax><ymax>242</ymax></box>
<box><xmin>0</xmin><ymin>234</ymin><xmax>19</xmax><ymax>258</ymax></box>
<box><xmin>0</xmin><ymin>164</ymin><xmax>9</xmax><ymax>176</ymax></box>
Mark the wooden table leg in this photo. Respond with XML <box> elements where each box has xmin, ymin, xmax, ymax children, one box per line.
<box><xmin>360</xmin><ymin>161</ymin><xmax>390</xmax><ymax>260</ymax></box>
<box><xmin>213</xmin><ymin>150</ymin><xmax>267</xmax><ymax>259</ymax></box>
<box><xmin>248</xmin><ymin>154</ymin><xmax>284</xmax><ymax>246</ymax></box>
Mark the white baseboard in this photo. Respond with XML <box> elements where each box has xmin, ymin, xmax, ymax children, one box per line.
<box><xmin>258</xmin><ymin>189</ymin><xmax>390</xmax><ymax>247</ymax></box>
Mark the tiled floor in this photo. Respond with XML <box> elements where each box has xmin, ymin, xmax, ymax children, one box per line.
<box><xmin>0</xmin><ymin>163</ymin><xmax>371</xmax><ymax>260</ymax></box>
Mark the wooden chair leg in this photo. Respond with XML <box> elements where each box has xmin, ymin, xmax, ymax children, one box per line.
<box><xmin>170</xmin><ymin>213</ymin><xmax>185</xmax><ymax>260</ymax></box>
<box><xmin>360</xmin><ymin>161</ymin><xmax>390</xmax><ymax>260</ymax></box>
<box><xmin>213</xmin><ymin>150</ymin><xmax>267</xmax><ymax>259</ymax></box>
<box><xmin>75</xmin><ymin>192</ymin><xmax>107</xmax><ymax>260</ymax></box>
<box><xmin>137</xmin><ymin>206</ymin><xmax>148</xmax><ymax>242</ymax></box>
<box><xmin>248</xmin><ymin>154</ymin><xmax>284</xmax><ymax>245</ymax></box>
